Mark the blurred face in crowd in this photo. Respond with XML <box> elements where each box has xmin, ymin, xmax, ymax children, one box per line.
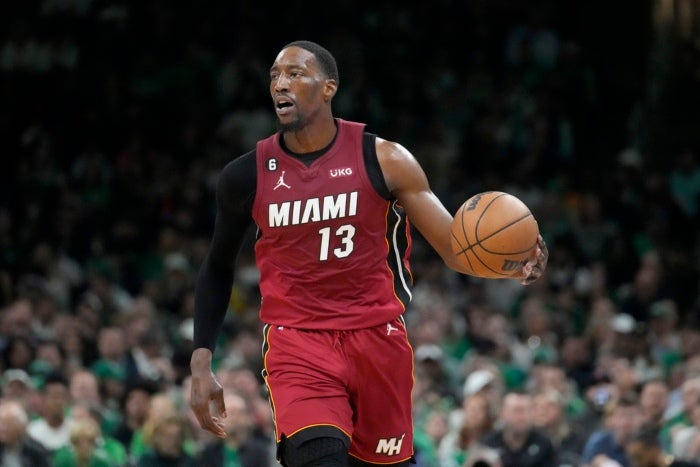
<box><xmin>610</xmin><ymin>357</ymin><xmax>638</xmax><ymax>394</ymax></box>
<box><xmin>423</xmin><ymin>409</ymin><xmax>449</xmax><ymax>442</ymax></box>
<box><xmin>147</xmin><ymin>393</ymin><xmax>177</xmax><ymax>425</ymax></box>
<box><xmin>690</xmin><ymin>404</ymin><xmax>700</xmax><ymax>428</ymax></box>
<box><xmin>587</xmin><ymin>297</ymin><xmax>616</xmax><ymax>345</ymax></box>
<box><xmin>71</xmin><ymin>403</ymin><xmax>97</xmax><ymax>424</ymax></box>
<box><xmin>684</xmin><ymin>355</ymin><xmax>700</xmax><ymax>379</ymax></box>
<box><xmin>125</xmin><ymin>388</ymin><xmax>152</xmax><ymax>425</ymax></box>
<box><xmin>608</xmin><ymin>403</ymin><xmax>643</xmax><ymax>445</ymax></box>
<box><xmin>6</xmin><ymin>337</ymin><xmax>34</xmax><ymax>370</ymax></box>
<box><xmin>223</xmin><ymin>391</ymin><xmax>252</xmax><ymax>441</ymax></box>
<box><xmin>2</xmin><ymin>378</ymin><xmax>33</xmax><ymax>401</ymax></box>
<box><xmin>681</xmin><ymin>378</ymin><xmax>700</xmax><ymax>414</ymax></box>
<box><xmin>518</xmin><ymin>297</ymin><xmax>551</xmax><ymax>337</ymax></box>
<box><xmin>70</xmin><ymin>418</ymin><xmax>100</xmax><ymax>463</ymax></box>
<box><xmin>560</xmin><ymin>336</ymin><xmax>589</xmax><ymax>369</ymax></box>
<box><xmin>101</xmin><ymin>376</ymin><xmax>124</xmax><ymax>402</ymax></box>
<box><xmin>0</xmin><ymin>301</ymin><xmax>33</xmax><ymax>338</ymax></box>
<box><xmin>681</xmin><ymin>330</ymin><xmax>700</xmax><ymax>359</ymax></box>
<box><xmin>219</xmin><ymin>367</ymin><xmax>261</xmax><ymax>398</ymax></box>
<box><xmin>152</xmin><ymin>417</ymin><xmax>187</xmax><ymax>459</ymax></box>
<box><xmin>43</xmin><ymin>381</ymin><xmax>70</xmax><ymax>424</ymax></box>
<box><xmin>463</xmin><ymin>394</ymin><xmax>492</xmax><ymax>433</ymax></box>
<box><xmin>0</xmin><ymin>401</ymin><xmax>28</xmax><ymax>447</ymax></box>
<box><xmin>500</xmin><ymin>393</ymin><xmax>532</xmax><ymax>436</ymax></box>
<box><xmin>70</xmin><ymin>370</ymin><xmax>100</xmax><ymax>404</ymax></box>
<box><xmin>534</xmin><ymin>364</ymin><xmax>568</xmax><ymax>393</ymax></box>
<box><xmin>639</xmin><ymin>380</ymin><xmax>668</xmax><ymax>424</ymax></box>
<box><xmin>57</xmin><ymin>324</ymin><xmax>84</xmax><ymax>357</ymax></box>
<box><xmin>34</xmin><ymin>341</ymin><xmax>64</xmax><ymax>371</ymax></box>
<box><xmin>97</xmin><ymin>327</ymin><xmax>126</xmax><ymax>359</ymax></box>
<box><xmin>531</xmin><ymin>391</ymin><xmax>563</xmax><ymax>431</ymax></box>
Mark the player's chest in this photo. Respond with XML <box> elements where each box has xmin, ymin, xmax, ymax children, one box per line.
<box><xmin>261</xmin><ymin>154</ymin><xmax>363</xmax><ymax>199</ymax></box>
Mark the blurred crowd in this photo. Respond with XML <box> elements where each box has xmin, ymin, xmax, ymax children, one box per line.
<box><xmin>2</xmin><ymin>0</ymin><xmax>700</xmax><ymax>466</ymax></box>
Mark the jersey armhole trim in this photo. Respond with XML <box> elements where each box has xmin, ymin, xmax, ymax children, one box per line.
<box><xmin>362</xmin><ymin>132</ymin><xmax>392</xmax><ymax>200</ymax></box>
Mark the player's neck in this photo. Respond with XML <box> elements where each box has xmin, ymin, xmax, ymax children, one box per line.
<box><xmin>283</xmin><ymin>117</ymin><xmax>337</xmax><ymax>154</ymax></box>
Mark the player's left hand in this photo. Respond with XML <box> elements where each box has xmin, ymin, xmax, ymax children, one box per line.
<box><xmin>190</xmin><ymin>349</ymin><xmax>227</xmax><ymax>438</ymax></box>
<box><xmin>520</xmin><ymin>235</ymin><xmax>548</xmax><ymax>285</ymax></box>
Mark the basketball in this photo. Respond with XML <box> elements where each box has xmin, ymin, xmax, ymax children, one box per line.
<box><xmin>450</xmin><ymin>191</ymin><xmax>539</xmax><ymax>278</ymax></box>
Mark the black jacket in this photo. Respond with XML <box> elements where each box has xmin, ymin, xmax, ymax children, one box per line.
<box><xmin>0</xmin><ymin>436</ymin><xmax>51</xmax><ymax>467</ymax></box>
<box><xmin>482</xmin><ymin>427</ymin><xmax>557</xmax><ymax>467</ymax></box>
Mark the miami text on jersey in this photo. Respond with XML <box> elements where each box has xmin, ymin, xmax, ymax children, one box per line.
<box><xmin>268</xmin><ymin>191</ymin><xmax>359</xmax><ymax>227</ymax></box>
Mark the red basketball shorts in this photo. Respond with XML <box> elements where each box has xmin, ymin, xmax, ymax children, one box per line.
<box><xmin>261</xmin><ymin>317</ymin><xmax>414</xmax><ymax>464</ymax></box>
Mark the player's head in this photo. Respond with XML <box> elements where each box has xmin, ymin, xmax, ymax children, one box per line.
<box><xmin>283</xmin><ymin>40</ymin><xmax>339</xmax><ymax>84</ymax></box>
<box><xmin>270</xmin><ymin>40</ymin><xmax>338</xmax><ymax>132</ymax></box>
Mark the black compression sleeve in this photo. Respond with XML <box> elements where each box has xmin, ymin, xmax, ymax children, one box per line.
<box><xmin>193</xmin><ymin>151</ymin><xmax>256</xmax><ymax>351</ymax></box>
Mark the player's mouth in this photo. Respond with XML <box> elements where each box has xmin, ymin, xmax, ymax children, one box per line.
<box><xmin>275</xmin><ymin>97</ymin><xmax>295</xmax><ymax>116</ymax></box>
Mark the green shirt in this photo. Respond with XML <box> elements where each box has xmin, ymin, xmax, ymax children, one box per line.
<box><xmin>223</xmin><ymin>445</ymin><xmax>242</xmax><ymax>467</ymax></box>
<box><xmin>52</xmin><ymin>444</ymin><xmax>115</xmax><ymax>467</ymax></box>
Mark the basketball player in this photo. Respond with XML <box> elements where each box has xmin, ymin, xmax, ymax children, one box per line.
<box><xmin>189</xmin><ymin>40</ymin><xmax>548</xmax><ymax>467</ymax></box>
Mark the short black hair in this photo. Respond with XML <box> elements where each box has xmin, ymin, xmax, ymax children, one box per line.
<box><xmin>283</xmin><ymin>40</ymin><xmax>339</xmax><ymax>84</ymax></box>
<box><xmin>42</xmin><ymin>370</ymin><xmax>69</xmax><ymax>389</ymax></box>
<box><xmin>120</xmin><ymin>377</ymin><xmax>160</xmax><ymax>407</ymax></box>
<box><xmin>125</xmin><ymin>377</ymin><xmax>160</xmax><ymax>396</ymax></box>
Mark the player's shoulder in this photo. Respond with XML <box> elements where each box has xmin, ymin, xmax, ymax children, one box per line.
<box><xmin>218</xmin><ymin>149</ymin><xmax>256</xmax><ymax>191</ymax></box>
<box><xmin>221</xmin><ymin>149</ymin><xmax>255</xmax><ymax>177</ymax></box>
<box><xmin>372</xmin><ymin>135</ymin><xmax>425</xmax><ymax>195</ymax></box>
<box><xmin>374</xmin><ymin>135</ymin><xmax>416</xmax><ymax>165</ymax></box>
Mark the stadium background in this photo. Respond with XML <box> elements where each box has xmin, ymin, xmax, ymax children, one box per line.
<box><xmin>2</xmin><ymin>1</ymin><xmax>700</xmax><ymax>466</ymax></box>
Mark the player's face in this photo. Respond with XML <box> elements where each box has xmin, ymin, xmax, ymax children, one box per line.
<box><xmin>269</xmin><ymin>46</ymin><xmax>332</xmax><ymax>131</ymax></box>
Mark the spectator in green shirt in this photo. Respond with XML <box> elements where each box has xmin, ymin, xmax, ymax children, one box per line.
<box><xmin>53</xmin><ymin>418</ymin><xmax>113</xmax><ymax>467</ymax></box>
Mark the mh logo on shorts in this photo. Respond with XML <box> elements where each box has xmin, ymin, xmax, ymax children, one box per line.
<box><xmin>375</xmin><ymin>433</ymin><xmax>405</xmax><ymax>456</ymax></box>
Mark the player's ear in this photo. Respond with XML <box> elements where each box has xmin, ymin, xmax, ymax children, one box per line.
<box><xmin>323</xmin><ymin>79</ymin><xmax>337</xmax><ymax>102</ymax></box>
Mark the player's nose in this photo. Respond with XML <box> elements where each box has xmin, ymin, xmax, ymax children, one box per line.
<box><xmin>273</xmin><ymin>72</ymin><xmax>291</xmax><ymax>91</ymax></box>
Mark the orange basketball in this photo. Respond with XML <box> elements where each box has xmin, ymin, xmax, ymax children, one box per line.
<box><xmin>450</xmin><ymin>191</ymin><xmax>539</xmax><ymax>278</ymax></box>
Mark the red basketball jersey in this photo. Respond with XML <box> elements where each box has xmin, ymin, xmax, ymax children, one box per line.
<box><xmin>252</xmin><ymin>119</ymin><xmax>413</xmax><ymax>329</ymax></box>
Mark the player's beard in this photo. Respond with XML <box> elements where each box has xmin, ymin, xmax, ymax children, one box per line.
<box><xmin>278</xmin><ymin>113</ymin><xmax>306</xmax><ymax>133</ymax></box>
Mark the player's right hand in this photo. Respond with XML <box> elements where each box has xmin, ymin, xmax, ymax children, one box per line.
<box><xmin>520</xmin><ymin>235</ymin><xmax>548</xmax><ymax>285</ymax></box>
<box><xmin>190</xmin><ymin>348</ymin><xmax>227</xmax><ymax>438</ymax></box>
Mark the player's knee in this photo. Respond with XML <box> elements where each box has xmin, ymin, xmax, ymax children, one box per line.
<box><xmin>280</xmin><ymin>436</ymin><xmax>349</xmax><ymax>467</ymax></box>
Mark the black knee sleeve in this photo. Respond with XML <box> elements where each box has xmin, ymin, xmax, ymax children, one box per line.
<box><xmin>281</xmin><ymin>436</ymin><xmax>348</xmax><ymax>467</ymax></box>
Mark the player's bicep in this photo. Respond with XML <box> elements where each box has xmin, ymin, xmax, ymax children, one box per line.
<box><xmin>376</xmin><ymin>139</ymin><xmax>459</xmax><ymax>268</ymax></box>
<box><xmin>376</xmin><ymin>139</ymin><xmax>427</xmax><ymax>195</ymax></box>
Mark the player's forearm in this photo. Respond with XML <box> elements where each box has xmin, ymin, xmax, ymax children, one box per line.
<box><xmin>192</xmin><ymin>255</ymin><xmax>234</xmax><ymax>351</ymax></box>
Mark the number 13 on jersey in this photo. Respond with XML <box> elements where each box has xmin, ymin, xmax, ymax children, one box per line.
<box><xmin>318</xmin><ymin>224</ymin><xmax>356</xmax><ymax>261</ymax></box>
